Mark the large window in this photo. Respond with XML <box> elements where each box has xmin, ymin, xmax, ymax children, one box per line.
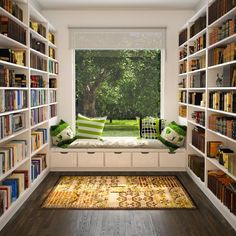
<box><xmin>75</xmin><ymin>49</ymin><xmax>161</xmax><ymax>136</ymax></box>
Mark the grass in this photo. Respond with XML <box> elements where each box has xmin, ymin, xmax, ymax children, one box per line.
<box><xmin>103</xmin><ymin>120</ymin><xmax>139</xmax><ymax>137</ymax></box>
<box><xmin>76</xmin><ymin>119</ymin><xmax>139</xmax><ymax>137</ymax></box>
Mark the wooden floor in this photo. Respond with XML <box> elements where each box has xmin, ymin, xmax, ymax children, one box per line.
<box><xmin>0</xmin><ymin>171</ymin><xmax>236</xmax><ymax>236</ymax></box>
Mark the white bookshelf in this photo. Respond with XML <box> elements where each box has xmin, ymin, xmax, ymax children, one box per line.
<box><xmin>0</xmin><ymin>0</ymin><xmax>58</xmax><ymax>230</ymax></box>
<box><xmin>178</xmin><ymin>1</ymin><xmax>236</xmax><ymax>230</ymax></box>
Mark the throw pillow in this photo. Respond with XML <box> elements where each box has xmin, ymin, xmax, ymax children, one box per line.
<box><xmin>77</xmin><ymin>114</ymin><xmax>107</xmax><ymax>139</ymax></box>
<box><xmin>138</xmin><ymin>116</ymin><xmax>165</xmax><ymax>139</ymax></box>
<box><xmin>158</xmin><ymin>121</ymin><xmax>187</xmax><ymax>152</ymax></box>
<box><xmin>50</xmin><ymin>120</ymin><xmax>74</xmax><ymax>145</ymax></box>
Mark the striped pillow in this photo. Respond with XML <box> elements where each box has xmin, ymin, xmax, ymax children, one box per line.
<box><xmin>77</xmin><ymin>114</ymin><xmax>107</xmax><ymax>139</ymax></box>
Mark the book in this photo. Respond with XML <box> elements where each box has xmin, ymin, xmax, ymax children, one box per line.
<box><xmin>207</xmin><ymin>141</ymin><xmax>223</xmax><ymax>158</ymax></box>
<box><xmin>2</xmin><ymin>178</ymin><xmax>19</xmax><ymax>202</ymax></box>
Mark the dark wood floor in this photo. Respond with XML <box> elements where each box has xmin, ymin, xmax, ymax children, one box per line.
<box><xmin>0</xmin><ymin>171</ymin><xmax>235</xmax><ymax>236</ymax></box>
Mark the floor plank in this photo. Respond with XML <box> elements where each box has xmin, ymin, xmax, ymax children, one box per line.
<box><xmin>0</xmin><ymin>172</ymin><xmax>235</xmax><ymax>236</ymax></box>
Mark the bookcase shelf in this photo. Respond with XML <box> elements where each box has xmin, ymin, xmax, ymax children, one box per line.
<box><xmin>179</xmin><ymin>1</ymin><xmax>236</xmax><ymax>230</ymax></box>
<box><xmin>0</xmin><ymin>157</ymin><xmax>30</xmax><ymax>182</ymax></box>
<box><xmin>0</xmin><ymin>1</ymin><xmax>59</xmax><ymax>230</ymax></box>
<box><xmin>0</xmin><ymin>7</ymin><xmax>28</xmax><ymax>29</ymax></box>
<box><xmin>0</xmin><ymin>60</ymin><xmax>28</xmax><ymax>69</ymax></box>
<box><xmin>208</xmin><ymin>33</ymin><xmax>236</xmax><ymax>49</ymax></box>
<box><xmin>0</xmin><ymin>34</ymin><xmax>28</xmax><ymax>49</ymax></box>
<box><xmin>208</xmin><ymin>6</ymin><xmax>236</xmax><ymax>27</ymax></box>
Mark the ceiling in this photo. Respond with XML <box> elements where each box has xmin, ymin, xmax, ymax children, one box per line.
<box><xmin>35</xmin><ymin>0</ymin><xmax>202</xmax><ymax>10</ymax></box>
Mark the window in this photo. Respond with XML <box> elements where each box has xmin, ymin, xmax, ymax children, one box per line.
<box><xmin>75</xmin><ymin>49</ymin><xmax>161</xmax><ymax>136</ymax></box>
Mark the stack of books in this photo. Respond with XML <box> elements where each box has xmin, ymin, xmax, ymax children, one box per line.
<box><xmin>31</xmin><ymin>153</ymin><xmax>47</xmax><ymax>181</ymax></box>
<box><xmin>31</xmin><ymin>128</ymin><xmax>48</xmax><ymax>152</ymax></box>
<box><xmin>179</xmin><ymin>28</ymin><xmax>187</xmax><ymax>46</ymax></box>
<box><xmin>0</xmin><ymin>140</ymin><xmax>27</xmax><ymax>174</ymax></box>
<box><xmin>31</xmin><ymin>90</ymin><xmax>47</xmax><ymax>107</ymax></box>
<box><xmin>188</xmin><ymin>154</ymin><xmax>205</xmax><ymax>181</ymax></box>
<box><xmin>30</xmin><ymin>53</ymin><xmax>47</xmax><ymax>71</ymax></box>
<box><xmin>30</xmin><ymin>35</ymin><xmax>46</xmax><ymax>54</ymax></box>
<box><xmin>30</xmin><ymin>21</ymin><xmax>46</xmax><ymax>38</ymax></box>
<box><xmin>192</xmin><ymin>126</ymin><xmax>205</xmax><ymax>153</ymax></box>
<box><xmin>0</xmin><ymin>0</ymin><xmax>23</xmax><ymax>21</ymax></box>
<box><xmin>31</xmin><ymin>107</ymin><xmax>47</xmax><ymax>126</ymax></box>
<box><xmin>48</xmin><ymin>60</ymin><xmax>58</xmax><ymax>74</ymax></box>
<box><xmin>190</xmin><ymin>16</ymin><xmax>206</xmax><ymax>38</ymax></box>
<box><xmin>31</xmin><ymin>75</ymin><xmax>45</xmax><ymax>88</ymax></box>
<box><xmin>0</xmin><ymin>49</ymin><xmax>26</xmax><ymax>66</ymax></box>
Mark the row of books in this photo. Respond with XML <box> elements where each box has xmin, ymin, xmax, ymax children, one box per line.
<box><xmin>189</xmin><ymin>92</ymin><xmax>206</xmax><ymax>106</ymax></box>
<box><xmin>31</xmin><ymin>107</ymin><xmax>47</xmax><ymax>126</ymax></box>
<box><xmin>188</xmin><ymin>155</ymin><xmax>205</xmax><ymax>182</ymax></box>
<box><xmin>0</xmin><ymin>65</ymin><xmax>26</xmax><ymax>87</ymax></box>
<box><xmin>208</xmin><ymin>170</ymin><xmax>236</xmax><ymax>215</ymax></box>
<box><xmin>189</xmin><ymin>34</ymin><xmax>206</xmax><ymax>55</ymax></box>
<box><xmin>0</xmin><ymin>15</ymin><xmax>26</xmax><ymax>45</ymax></box>
<box><xmin>0</xmin><ymin>0</ymin><xmax>23</xmax><ymax>22</ymax></box>
<box><xmin>48</xmin><ymin>60</ymin><xmax>59</xmax><ymax>74</ymax></box>
<box><xmin>179</xmin><ymin>46</ymin><xmax>187</xmax><ymax>60</ymax></box>
<box><xmin>208</xmin><ymin>0</ymin><xmax>236</xmax><ymax>25</ymax></box>
<box><xmin>189</xmin><ymin>71</ymin><xmax>206</xmax><ymax>88</ymax></box>
<box><xmin>191</xmin><ymin>111</ymin><xmax>205</xmax><ymax>126</ymax></box>
<box><xmin>178</xmin><ymin>78</ymin><xmax>186</xmax><ymax>88</ymax></box>
<box><xmin>0</xmin><ymin>90</ymin><xmax>27</xmax><ymax>113</ymax></box>
<box><xmin>30</xmin><ymin>21</ymin><xmax>46</xmax><ymax>39</ymax></box>
<box><xmin>31</xmin><ymin>90</ymin><xmax>47</xmax><ymax>107</ymax></box>
<box><xmin>207</xmin><ymin>141</ymin><xmax>223</xmax><ymax>158</ymax></box>
<box><xmin>178</xmin><ymin>91</ymin><xmax>187</xmax><ymax>103</ymax></box>
<box><xmin>30</xmin><ymin>35</ymin><xmax>46</xmax><ymax>55</ymax></box>
<box><xmin>30</xmin><ymin>53</ymin><xmax>47</xmax><ymax>72</ymax></box>
<box><xmin>208</xmin><ymin>114</ymin><xmax>236</xmax><ymax>140</ymax></box>
<box><xmin>0</xmin><ymin>113</ymin><xmax>25</xmax><ymax>139</ymax></box>
<box><xmin>209</xmin><ymin>91</ymin><xmax>236</xmax><ymax>113</ymax></box>
<box><xmin>49</xmin><ymin>78</ymin><xmax>57</xmax><ymax>88</ymax></box>
<box><xmin>31</xmin><ymin>153</ymin><xmax>47</xmax><ymax>182</ymax></box>
<box><xmin>49</xmin><ymin>47</ymin><xmax>56</xmax><ymax>59</ymax></box>
<box><xmin>209</xmin><ymin>16</ymin><xmax>236</xmax><ymax>46</ymax></box>
<box><xmin>179</xmin><ymin>105</ymin><xmax>187</xmax><ymax>118</ymax></box>
<box><xmin>0</xmin><ymin>140</ymin><xmax>27</xmax><ymax>175</ymax></box>
<box><xmin>48</xmin><ymin>32</ymin><xmax>55</xmax><ymax>44</ymax></box>
<box><xmin>179</xmin><ymin>60</ymin><xmax>187</xmax><ymax>74</ymax></box>
<box><xmin>0</xmin><ymin>170</ymin><xmax>28</xmax><ymax>216</ymax></box>
<box><xmin>49</xmin><ymin>90</ymin><xmax>56</xmax><ymax>103</ymax></box>
<box><xmin>31</xmin><ymin>128</ymin><xmax>48</xmax><ymax>152</ymax></box>
<box><xmin>192</xmin><ymin>126</ymin><xmax>205</xmax><ymax>153</ymax></box>
<box><xmin>31</xmin><ymin>75</ymin><xmax>45</xmax><ymax>88</ymax></box>
<box><xmin>189</xmin><ymin>55</ymin><xmax>206</xmax><ymax>71</ymax></box>
<box><xmin>190</xmin><ymin>15</ymin><xmax>206</xmax><ymax>38</ymax></box>
<box><xmin>0</xmin><ymin>48</ymin><xmax>25</xmax><ymax>66</ymax></box>
<box><xmin>208</xmin><ymin>42</ymin><xmax>236</xmax><ymax>66</ymax></box>
<box><xmin>50</xmin><ymin>104</ymin><xmax>57</xmax><ymax>118</ymax></box>
<box><xmin>179</xmin><ymin>28</ymin><xmax>187</xmax><ymax>46</ymax></box>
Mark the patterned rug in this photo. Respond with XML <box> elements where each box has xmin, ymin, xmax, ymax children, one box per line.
<box><xmin>42</xmin><ymin>176</ymin><xmax>196</xmax><ymax>209</ymax></box>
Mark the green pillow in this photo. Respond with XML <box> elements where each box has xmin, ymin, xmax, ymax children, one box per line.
<box><xmin>158</xmin><ymin>121</ymin><xmax>187</xmax><ymax>152</ymax></box>
<box><xmin>137</xmin><ymin>116</ymin><xmax>165</xmax><ymax>139</ymax></box>
<box><xmin>50</xmin><ymin>120</ymin><xmax>74</xmax><ymax>145</ymax></box>
<box><xmin>77</xmin><ymin>114</ymin><xmax>107</xmax><ymax>139</ymax></box>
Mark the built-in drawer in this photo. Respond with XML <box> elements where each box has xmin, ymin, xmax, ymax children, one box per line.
<box><xmin>132</xmin><ymin>152</ymin><xmax>159</xmax><ymax>168</ymax></box>
<box><xmin>78</xmin><ymin>152</ymin><xmax>104</xmax><ymax>167</ymax></box>
<box><xmin>51</xmin><ymin>152</ymin><xmax>77</xmax><ymax>167</ymax></box>
<box><xmin>159</xmin><ymin>152</ymin><xmax>186</xmax><ymax>168</ymax></box>
<box><xmin>105</xmin><ymin>152</ymin><xmax>131</xmax><ymax>167</ymax></box>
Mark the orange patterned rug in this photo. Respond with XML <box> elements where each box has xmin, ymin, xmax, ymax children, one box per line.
<box><xmin>42</xmin><ymin>176</ymin><xmax>195</xmax><ymax>209</ymax></box>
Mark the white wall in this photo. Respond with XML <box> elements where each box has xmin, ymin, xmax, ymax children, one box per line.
<box><xmin>42</xmin><ymin>9</ymin><xmax>194</xmax><ymax>130</ymax></box>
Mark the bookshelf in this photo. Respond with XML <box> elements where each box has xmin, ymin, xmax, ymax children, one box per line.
<box><xmin>178</xmin><ymin>0</ymin><xmax>236</xmax><ymax>230</ymax></box>
<box><xmin>0</xmin><ymin>0</ymin><xmax>58</xmax><ymax>230</ymax></box>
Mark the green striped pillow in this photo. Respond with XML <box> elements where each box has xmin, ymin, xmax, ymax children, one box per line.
<box><xmin>77</xmin><ymin>114</ymin><xmax>107</xmax><ymax>139</ymax></box>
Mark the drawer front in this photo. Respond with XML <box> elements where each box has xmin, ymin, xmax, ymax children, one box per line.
<box><xmin>133</xmin><ymin>152</ymin><xmax>158</xmax><ymax>168</ymax></box>
<box><xmin>105</xmin><ymin>152</ymin><xmax>131</xmax><ymax>167</ymax></box>
<box><xmin>51</xmin><ymin>152</ymin><xmax>77</xmax><ymax>167</ymax></box>
<box><xmin>78</xmin><ymin>152</ymin><xmax>104</xmax><ymax>167</ymax></box>
<box><xmin>159</xmin><ymin>152</ymin><xmax>186</xmax><ymax>168</ymax></box>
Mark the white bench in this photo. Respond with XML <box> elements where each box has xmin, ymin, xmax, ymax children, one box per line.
<box><xmin>50</xmin><ymin>147</ymin><xmax>186</xmax><ymax>171</ymax></box>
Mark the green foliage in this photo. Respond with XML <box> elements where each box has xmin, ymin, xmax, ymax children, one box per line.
<box><xmin>75</xmin><ymin>50</ymin><xmax>161</xmax><ymax>119</ymax></box>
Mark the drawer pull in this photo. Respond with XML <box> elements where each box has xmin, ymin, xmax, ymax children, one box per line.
<box><xmin>87</xmin><ymin>152</ymin><xmax>95</xmax><ymax>154</ymax></box>
<box><xmin>114</xmin><ymin>152</ymin><xmax>122</xmax><ymax>154</ymax></box>
<box><xmin>60</xmin><ymin>152</ymin><xmax>68</xmax><ymax>154</ymax></box>
<box><xmin>141</xmin><ymin>152</ymin><xmax>149</xmax><ymax>154</ymax></box>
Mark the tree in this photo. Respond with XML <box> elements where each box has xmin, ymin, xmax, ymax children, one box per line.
<box><xmin>75</xmin><ymin>50</ymin><xmax>161</xmax><ymax>119</ymax></box>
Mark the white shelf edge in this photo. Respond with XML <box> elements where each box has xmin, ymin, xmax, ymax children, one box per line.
<box><xmin>207</xmin><ymin>128</ymin><xmax>236</xmax><ymax>144</ymax></box>
<box><xmin>0</xmin><ymin>128</ymin><xmax>29</xmax><ymax>144</ymax></box>
<box><xmin>0</xmin><ymin>108</ymin><xmax>28</xmax><ymax>117</ymax></box>
<box><xmin>31</xmin><ymin>143</ymin><xmax>48</xmax><ymax>157</ymax></box>
<box><xmin>189</xmin><ymin>143</ymin><xmax>205</xmax><ymax>157</ymax></box>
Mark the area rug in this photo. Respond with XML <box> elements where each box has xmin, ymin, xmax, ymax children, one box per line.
<box><xmin>42</xmin><ymin>176</ymin><xmax>195</xmax><ymax>209</ymax></box>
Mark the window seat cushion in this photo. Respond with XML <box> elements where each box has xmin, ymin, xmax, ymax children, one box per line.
<box><xmin>68</xmin><ymin>137</ymin><xmax>167</xmax><ymax>149</ymax></box>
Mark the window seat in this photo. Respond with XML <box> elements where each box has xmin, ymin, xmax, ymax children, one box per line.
<box><xmin>50</xmin><ymin>137</ymin><xmax>186</xmax><ymax>171</ymax></box>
